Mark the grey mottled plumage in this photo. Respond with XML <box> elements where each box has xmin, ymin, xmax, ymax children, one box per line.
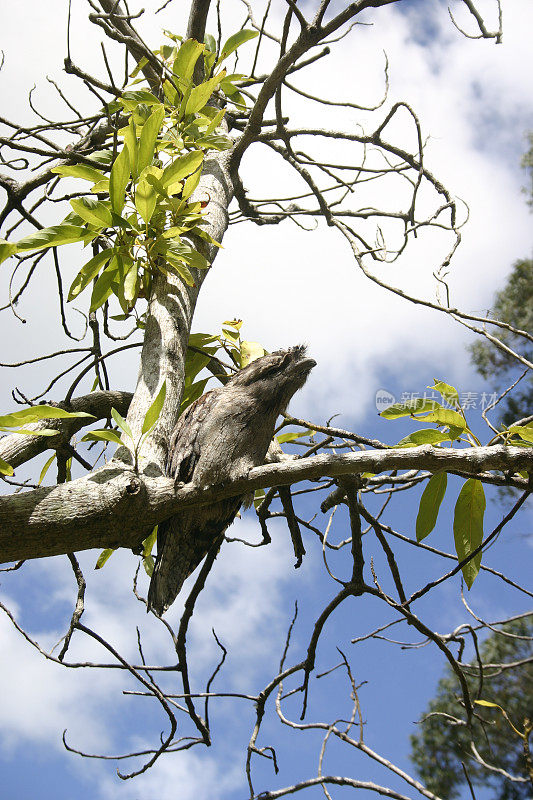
<box><xmin>147</xmin><ymin>345</ymin><xmax>316</xmax><ymax>615</ymax></box>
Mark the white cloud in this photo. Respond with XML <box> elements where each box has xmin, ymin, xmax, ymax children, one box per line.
<box><xmin>1</xmin><ymin>1</ymin><xmax>531</xmax><ymax>420</ymax></box>
<box><xmin>97</xmin><ymin>748</ymin><xmax>242</xmax><ymax>800</ymax></box>
<box><xmin>189</xmin><ymin>1</ymin><xmax>532</xmax><ymax>420</ymax></box>
<box><xmin>0</xmin><ymin>1</ymin><xmax>531</xmax><ymax>794</ymax></box>
<box><xmin>0</xmin><ymin>592</ymin><xmax>118</xmax><ymax>754</ymax></box>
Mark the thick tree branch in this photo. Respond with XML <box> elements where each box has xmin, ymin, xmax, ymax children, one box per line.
<box><xmin>0</xmin><ymin>445</ymin><xmax>530</xmax><ymax>563</ymax></box>
<box><xmin>121</xmin><ymin>152</ymin><xmax>233</xmax><ymax>473</ymax></box>
<box><xmin>0</xmin><ymin>390</ymin><xmax>132</xmax><ymax>470</ymax></box>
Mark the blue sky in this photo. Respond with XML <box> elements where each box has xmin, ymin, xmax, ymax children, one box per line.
<box><xmin>0</xmin><ymin>1</ymin><xmax>532</xmax><ymax>798</ymax></box>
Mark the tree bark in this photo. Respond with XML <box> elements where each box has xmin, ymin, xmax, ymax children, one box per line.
<box><xmin>119</xmin><ymin>151</ymin><xmax>233</xmax><ymax>474</ymax></box>
<box><xmin>0</xmin><ymin>444</ymin><xmax>530</xmax><ymax>563</ymax></box>
<box><xmin>0</xmin><ymin>390</ymin><xmax>132</xmax><ymax>470</ymax></box>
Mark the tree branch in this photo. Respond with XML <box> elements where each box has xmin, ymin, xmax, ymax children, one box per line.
<box><xmin>0</xmin><ymin>390</ymin><xmax>132</xmax><ymax>469</ymax></box>
<box><xmin>0</xmin><ymin>444</ymin><xmax>530</xmax><ymax>563</ymax></box>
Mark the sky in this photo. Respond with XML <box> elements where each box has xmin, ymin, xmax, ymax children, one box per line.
<box><xmin>0</xmin><ymin>1</ymin><xmax>532</xmax><ymax>799</ymax></box>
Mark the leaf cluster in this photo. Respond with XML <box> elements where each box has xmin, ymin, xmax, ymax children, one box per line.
<box><xmin>380</xmin><ymin>379</ymin><xmax>531</xmax><ymax>588</ymax></box>
<box><xmin>1</xmin><ymin>29</ymin><xmax>258</xmax><ymax>325</ymax></box>
<box><xmin>0</xmin><ymin>406</ymin><xmax>94</xmax><ymax>477</ymax></box>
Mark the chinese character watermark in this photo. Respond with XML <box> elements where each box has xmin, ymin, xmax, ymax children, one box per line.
<box><xmin>375</xmin><ymin>389</ymin><xmax>499</xmax><ymax>412</ymax></box>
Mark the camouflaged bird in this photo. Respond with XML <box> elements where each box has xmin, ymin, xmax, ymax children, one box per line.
<box><xmin>147</xmin><ymin>345</ymin><xmax>316</xmax><ymax>615</ymax></box>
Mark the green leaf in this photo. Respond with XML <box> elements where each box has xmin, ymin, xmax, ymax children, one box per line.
<box><xmin>395</xmin><ymin>429</ymin><xmax>451</xmax><ymax>448</ymax></box>
<box><xmin>421</xmin><ymin>409</ymin><xmax>467</xmax><ymax>429</ymax></box>
<box><xmin>95</xmin><ymin>548</ymin><xmax>115</xmax><ymax>569</ymax></box>
<box><xmin>135</xmin><ymin>166</ymin><xmax>162</xmax><ymax>224</ymax></box>
<box><xmin>129</xmin><ymin>56</ymin><xmax>149</xmax><ymax>79</ymax></box>
<box><xmin>277</xmin><ymin>429</ymin><xmax>314</xmax><ymax>445</ymax></box>
<box><xmin>430</xmin><ymin>379</ymin><xmax>459</xmax><ymax>405</ymax></box>
<box><xmin>220</xmin><ymin>74</ymin><xmax>247</xmax><ymax>96</ymax></box>
<box><xmin>81</xmin><ymin>429</ymin><xmax>125</xmax><ymax>446</ymax></box>
<box><xmin>188</xmin><ymin>332</ymin><xmax>219</xmax><ymax>347</ymax></box>
<box><xmin>142</xmin><ymin>380</ymin><xmax>167</xmax><ymax>434</ymax></box>
<box><xmin>173</xmin><ymin>38</ymin><xmax>205</xmax><ymax>81</ymax></box>
<box><xmin>111</xmin><ymin>211</ymin><xmax>137</xmax><ymax>231</ymax></box>
<box><xmin>142</xmin><ymin>526</ymin><xmax>158</xmax><ymax>558</ymax></box>
<box><xmin>184</xmin><ymin>351</ymin><xmax>211</xmax><ymax>384</ymax></box>
<box><xmin>16</xmin><ymin>225</ymin><xmax>86</xmax><ymax>253</ymax></box>
<box><xmin>51</xmin><ymin>164</ymin><xmax>105</xmax><ymax>183</ymax></box>
<box><xmin>68</xmin><ymin>247</ymin><xmax>114</xmax><ymax>301</ymax></box>
<box><xmin>10</xmin><ymin>428</ymin><xmax>59</xmax><ymax>437</ymax></box>
<box><xmin>240</xmin><ymin>341</ymin><xmax>265</xmax><ymax>367</ymax></box>
<box><xmin>416</xmin><ymin>472</ymin><xmax>447</xmax><ymax>542</ymax></box>
<box><xmin>178</xmin><ymin>247</ymin><xmax>208</xmax><ymax>270</ymax></box>
<box><xmin>508</xmin><ymin>423</ymin><xmax>533</xmax><ymax>444</ymax></box>
<box><xmin>162</xmin><ymin>237</ymin><xmax>208</xmax><ymax>269</ymax></box>
<box><xmin>109</xmin><ymin>146</ymin><xmax>131</xmax><ymax>214</ymax></box>
<box><xmin>120</xmin><ymin>89</ymin><xmax>160</xmax><ymax>108</ymax></box>
<box><xmin>447</xmin><ymin>425</ymin><xmax>465</xmax><ymax>441</ymax></box>
<box><xmin>123</xmin><ymin>260</ymin><xmax>139</xmax><ymax>304</ymax></box>
<box><xmin>90</xmin><ymin>178</ymin><xmax>110</xmax><ymax>194</ymax></box>
<box><xmin>162</xmin><ymin>79</ymin><xmax>179</xmax><ymax>106</ymax></box>
<box><xmin>217</xmin><ymin>29</ymin><xmax>259</xmax><ymax>64</ymax></box>
<box><xmin>184</xmin><ymin>72</ymin><xmax>225</xmax><ymax>116</ymax></box>
<box><xmin>203</xmin><ymin>107</ymin><xmax>226</xmax><ymax>136</ymax></box>
<box><xmin>189</xmin><ymin>226</ymin><xmax>222</xmax><ymax>248</ymax></box>
<box><xmin>38</xmin><ymin>452</ymin><xmax>57</xmax><ymax>485</ymax></box>
<box><xmin>453</xmin><ymin>479</ymin><xmax>485</xmax><ymax>589</ymax></box>
<box><xmin>380</xmin><ymin>398</ymin><xmax>443</xmax><ymax>419</ymax></box>
<box><xmin>181</xmin><ymin>168</ymin><xmax>202</xmax><ymax>200</ymax></box>
<box><xmin>137</xmin><ymin>105</ymin><xmax>165</xmax><ymax>175</ymax></box>
<box><xmin>253</xmin><ymin>488</ymin><xmax>266</xmax><ymax>510</ymax></box>
<box><xmin>204</xmin><ymin>33</ymin><xmax>217</xmax><ymax>53</ymax></box>
<box><xmin>111</xmin><ymin>408</ymin><xmax>133</xmax><ymax>440</ymax></box>
<box><xmin>0</xmin><ymin>455</ymin><xmax>14</xmax><ymax>476</ymax></box>
<box><xmin>195</xmin><ymin>134</ymin><xmax>233</xmax><ymax>151</ymax></box>
<box><xmin>0</xmin><ymin>406</ymin><xmax>94</xmax><ymax>427</ymax></box>
<box><xmin>143</xmin><ymin>553</ymin><xmax>155</xmax><ymax>576</ymax></box>
<box><xmin>70</xmin><ymin>197</ymin><xmax>112</xmax><ymax>228</ymax></box>
<box><xmin>180</xmin><ymin>378</ymin><xmax>209</xmax><ymax>412</ymax></box>
<box><xmin>228</xmin><ymin>91</ymin><xmax>247</xmax><ymax>109</ymax></box>
<box><xmin>0</xmin><ymin>238</ymin><xmax>17</xmax><ymax>265</ymax></box>
<box><xmin>161</xmin><ymin>150</ymin><xmax>203</xmax><ymax>189</ymax></box>
<box><xmin>88</xmin><ymin>149</ymin><xmax>114</xmax><ymax>166</ymax></box>
<box><xmin>164</xmin><ymin>254</ymin><xmax>195</xmax><ymax>285</ymax></box>
<box><xmin>89</xmin><ymin>259</ymin><xmax>119</xmax><ymax>311</ymax></box>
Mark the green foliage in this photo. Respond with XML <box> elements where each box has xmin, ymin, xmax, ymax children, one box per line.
<box><xmin>416</xmin><ymin>472</ymin><xmax>447</xmax><ymax>541</ymax></box>
<box><xmin>453</xmin><ymin>478</ymin><xmax>485</xmax><ymax>588</ymax></box>
<box><xmin>410</xmin><ymin>618</ymin><xmax>533</xmax><ymax>800</ymax></box>
<box><xmin>141</xmin><ymin>527</ymin><xmax>158</xmax><ymax>576</ymax></box>
<box><xmin>82</xmin><ymin>381</ymin><xmax>167</xmax><ymax>472</ymax></box>
<box><xmin>0</xmin><ymin>406</ymin><xmax>95</xmax><ymax>476</ymax></box>
<box><xmin>91</xmin><ymin>384</ymin><xmax>166</xmax><ymax>571</ymax></box>
<box><xmin>469</xmin><ymin>258</ymin><xmax>533</xmax><ymax>428</ymax></box>
<box><xmin>380</xmin><ymin>378</ymin><xmax>501</xmax><ymax>587</ymax></box>
<box><xmin>2</xmin><ymin>30</ymin><xmax>259</xmax><ymax>327</ymax></box>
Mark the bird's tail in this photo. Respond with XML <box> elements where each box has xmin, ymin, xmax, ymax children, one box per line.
<box><xmin>146</xmin><ymin>518</ymin><xmax>221</xmax><ymax>616</ymax></box>
<box><xmin>146</xmin><ymin>519</ymin><xmax>190</xmax><ymax>615</ymax></box>
<box><xmin>147</xmin><ymin>498</ymin><xmax>242</xmax><ymax>615</ymax></box>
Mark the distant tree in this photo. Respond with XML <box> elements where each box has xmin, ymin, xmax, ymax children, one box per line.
<box><xmin>469</xmin><ymin>258</ymin><xmax>533</xmax><ymax>427</ymax></box>
<box><xmin>469</xmin><ymin>136</ymin><xmax>533</xmax><ymax>427</ymax></box>
<box><xmin>410</xmin><ymin>617</ymin><xmax>533</xmax><ymax>800</ymax></box>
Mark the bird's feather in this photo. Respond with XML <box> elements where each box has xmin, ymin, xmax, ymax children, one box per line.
<box><xmin>147</xmin><ymin>346</ymin><xmax>315</xmax><ymax>615</ymax></box>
